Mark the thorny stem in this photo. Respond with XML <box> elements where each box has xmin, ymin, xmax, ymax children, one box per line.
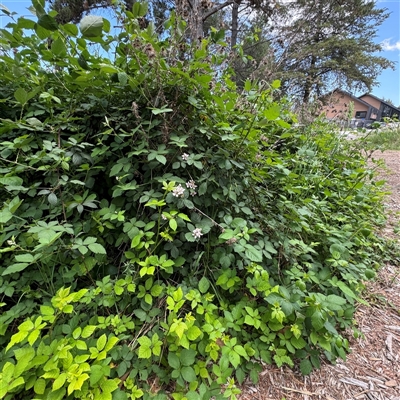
<box><xmin>192</xmin><ymin>206</ymin><xmax>224</xmax><ymax>231</ymax></box>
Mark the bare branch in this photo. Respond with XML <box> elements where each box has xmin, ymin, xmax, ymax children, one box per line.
<box><xmin>203</xmin><ymin>0</ymin><xmax>234</xmax><ymax>22</ymax></box>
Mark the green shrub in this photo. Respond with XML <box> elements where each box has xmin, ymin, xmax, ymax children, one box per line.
<box><xmin>361</xmin><ymin>119</ymin><xmax>400</xmax><ymax>150</ymax></box>
<box><xmin>0</xmin><ymin>2</ymin><xmax>388</xmax><ymax>399</ymax></box>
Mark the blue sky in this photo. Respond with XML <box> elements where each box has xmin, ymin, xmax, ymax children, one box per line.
<box><xmin>372</xmin><ymin>0</ymin><xmax>400</xmax><ymax>106</ymax></box>
<box><xmin>1</xmin><ymin>0</ymin><xmax>400</xmax><ymax>106</ymax></box>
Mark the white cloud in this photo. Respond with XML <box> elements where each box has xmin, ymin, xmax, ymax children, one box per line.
<box><xmin>381</xmin><ymin>38</ymin><xmax>400</xmax><ymax>51</ymax></box>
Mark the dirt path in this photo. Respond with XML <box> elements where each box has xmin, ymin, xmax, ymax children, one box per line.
<box><xmin>239</xmin><ymin>151</ymin><xmax>400</xmax><ymax>400</ymax></box>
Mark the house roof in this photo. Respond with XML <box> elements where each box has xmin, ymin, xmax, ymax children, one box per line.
<box><xmin>323</xmin><ymin>89</ymin><xmax>374</xmax><ymax>109</ymax></box>
<box><xmin>358</xmin><ymin>93</ymin><xmax>400</xmax><ymax>113</ymax></box>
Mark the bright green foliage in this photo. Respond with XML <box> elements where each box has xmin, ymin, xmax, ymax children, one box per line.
<box><xmin>0</xmin><ymin>1</ymin><xmax>389</xmax><ymax>399</ymax></box>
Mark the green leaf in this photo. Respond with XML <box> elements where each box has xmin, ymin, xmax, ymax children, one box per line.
<box><xmin>97</xmin><ymin>334</ymin><xmax>107</xmax><ymax>351</ymax></box>
<box><xmin>14</xmin><ymin>350</ymin><xmax>34</xmax><ymax>376</ymax></box>
<box><xmin>290</xmin><ymin>336</ymin><xmax>306</xmax><ymax>349</ymax></box>
<box><xmin>233</xmin><ymin>345</ymin><xmax>248</xmax><ymax>358</ymax></box>
<box><xmin>88</xmin><ymin>243</ymin><xmax>106</xmax><ymax>254</ymax></box>
<box><xmin>264</xmin><ymin>104</ymin><xmax>280</xmax><ymax>120</ymax></box>
<box><xmin>104</xmin><ymin>336</ymin><xmax>119</xmax><ymax>352</ymax></box>
<box><xmin>78</xmin><ymin>246</ymin><xmax>88</xmax><ymax>255</ymax></box>
<box><xmin>34</xmin><ymin>378</ymin><xmax>46</xmax><ymax>394</ymax></box>
<box><xmin>168</xmin><ymin>352</ymin><xmax>180</xmax><ymax>369</ymax></box>
<box><xmin>198</xmin><ymin>182</ymin><xmax>207</xmax><ymax>195</ymax></box>
<box><xmin>8</xmin><ymin>376</ymin><xmax>24</xmax><ymax>391</ymax></box>
<box><xmin>73</xmin><ymin>327</ymin><xmax>82</xmax><ymax>339</ymax></box>
<box><xmin>48</xmin><ymin>193</ymin><xmax>58</xmax><ymax>205</ymax></box>
<box><xmin>81</xmin><ymin>325</ymin><xmax>97</xmax><ymax>338</ymax></box>
<box><xmin>138</xmin><ymin>345</ymin><xmax>152</xmax><ymax>359</ymax></box>
<box><xmin>271</xmin><ymin>80</ymin><xmax>281</xmax><ymax>89</ymax></box>
<box><xmin>35</xmin><ymin>24</ymin><xmax>51</xmax><ymax>39</ymax></box>
<box><xmin>53</xmin><ymin>373</ymin><xmax>67</xmax><ymax>391</ymax></box>
<box><xmin>336</xmin><ymin>281</ymin><xmax>356</xmax><ymax>298</ymax></box>
<box><xmin>219</xmin><ymin>255</ymin><xmax>231</xmax><ymax>268</ymax></box>
<box><xmin>219</xmin><ymin>229</ymin><xmax>235</xmax><ymax>240</ymax></box>
<box><xmin>137</xmin><ymin>336</ymin><xmax>152</xmax><ymax>347</ymax></box>
<box><xmin>155</xmin><ymin>154</ymin><xmax>167</xmax><ymax>165</ymax></box>
<box><xmin>198</xmin><ymin>276</ymin><xmax>210</xmax><ymax>293</ymax></box>
<box><xmin>80</xmin><ymin>15</ymin><xmax>103</xmax><ymax>37</ymax></box>
<box><xmin>26</xmin><ymin>117</ymin><xmax>42</xmax><ymax>127</ymax></box>
<box><xmin>151</xmin><ymin>108</ymin><xmax>173</xmax><ymax>115</ymax></box>
<box><xmin>131</xmin><ymin>235</ymin><xmax>142</xmax><ymax>248</ymax></box>
<box><xmin>325</xmin><ymin>294</ymin><xmax>347</xmax><ymax>311</ymax></box>
<box><xmin>100</xmin><ymin>64</ymin><xmax>119</xmax><ymax>73</ymax></box>
<box><xmin>244</xmin><ymin>245</ymin><xmax>263</xmax><ymax>262</ymax></box>
<box><xmin>144</xmin><ymin>294</ymin><xmax>152</xmax><ymax>305</ymax></box>
<box><xmin>101</xmin><ymin>379</ymin><xmax>118</xmax><ymax>394</ymax></box>
<box><xmin>0</xmin><ymin>209</ymin><xmax>13</xmax><ymax>224</ymax></box>
<box><xmin>37</xmin><ymin>14</ymin><xmax>58</xmax><ymax>31</ymax></box>
<box><xmin>14</xmin><ymin>88</ymin><xmax>28</xmax><ymax>104</ymax></box>
<box><xmin>138</xmin><ymin>1</ymin><xmax>149</xmax><ymax>17</ymax></box>
<box><xmin>311</xmin><ymin>311</ymin><xmax>325</xmax><ymax>331</ymax></box>
<box><xmin>0</xmin><ymin>176</ymin><xmax>23</xmax><ymax>186</ymax></box>
<box><xmin>118</xmin><ymin>72</ymin><xmax>128</xmax><ymax>86</ymax></box>
<box><xmin>51</xmin><ymin>38</ymin><xmax>67</xmax><ymax>57</ymax></box>
<box><xmin>83</xmin><ymin>236</ymin><xmax>97</xmax><ymax>245</ymax></box>
<box><xmin>2</xmin><ymin>263</ymin><xmax>29</xmax><ymax>275</ymax></box>
<box><xmin>113</xmin><ymin>390</ymin><xmax>128</xmax><ymax>400</ymax></box>
<box><xmin>102</xmin><ymin>18</ymin><xmax>111</xmax><ymax>32</ymax></box>
<box><xmin>150</xmin><ymin>285</ymin><xmax>163</xmax><ymax>297</ymax></box>
<box><xmin>180</xmin><ymin>349</ymin><xmax>196</xmax><ymax>366</ymax></box>
<box><xmin>181</xmin><ymin>366</ymin><xmax>197</xmax><ymax>382</ymax></box>
<box><xmin>63</xmin><ymin>23</ymin><xmax>79</xmax><ymax>36</ymax></box>
<box><xmin>90</xmin><ymin>365</ymin><xmax>104</xmax><ymax>386</ymax></box>
<box><xmin>228</xmin><ymin>351</ymin><xmax>241</xmax><ymax>368</ymax></box>
<box><xmin>300</xmin><ymin>358</ymin><xmax>312</xmax><ymax>375</ymax></box>
<box><xmin>15</xmin><ymin>253</ymin><xmax>34</xmax><ymax>263</ymax></box>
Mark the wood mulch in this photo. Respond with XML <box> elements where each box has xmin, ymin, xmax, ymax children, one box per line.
<box><xmin>238</xmin><ymin>150</ymin><xmax>400</xmax><ymax>400</ymax></box>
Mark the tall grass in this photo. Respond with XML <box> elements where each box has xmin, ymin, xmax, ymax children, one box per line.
<box><xmin>362</xmin><ymin>122</ymin><xmax>400</xmax><ymax>150</ymax></box>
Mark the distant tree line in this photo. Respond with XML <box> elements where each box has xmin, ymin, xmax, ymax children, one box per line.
<box><xmin>47</xmin><ymin>0</ymin><xmax>394</xmax><ymax>103</ymax></box>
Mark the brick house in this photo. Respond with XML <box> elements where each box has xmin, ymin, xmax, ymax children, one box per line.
<box><xmin>320</xmin><ymin>89</ymin><xmax>400</xmax><ymax>122</ymax></box>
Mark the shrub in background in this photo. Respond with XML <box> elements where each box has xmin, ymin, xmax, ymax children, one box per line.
<box><xmin>0</xmin><ymin>1</ymin><xmax>388</xmax><ymax>399</ymax></box>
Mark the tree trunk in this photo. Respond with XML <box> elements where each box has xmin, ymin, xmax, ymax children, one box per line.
<box><xmin>231</xmin><ymin>0</ymin><xmax>240</xmax><ymax>49</ymax></box>
<box><xmin>303</xmin><ymin>55</ymin><xmax>316</xmax><ymax>103</ymax></box>
<box><xmin>190</xmin><ymin>0</ymin><xmax>203</xmax><ymax>45</ymax></box>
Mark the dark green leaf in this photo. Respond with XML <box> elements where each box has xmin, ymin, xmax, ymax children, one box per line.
<box><xmin>300</xmin><ymin>358</ymin><xmax>312</xmax><ymax>375</ymax></box>
<box><xmin>51</xmin><ymin>38</ymin><xmax>67</xmax><ymax>57</ymax></box>
<box><xmin>180</xmin><ymin>349</ymin><xmax>196</xmax><ymax>366</ymax></box>
<box><xmin>168</xmin><ymin>352</ymin><xmax>180</xmax><ymax>370</ymax></box>
<box><xmin>37</xmin><ymin>14</ymin><xmax>58</xmax><ymax>31</ymax></box>
<box><xmin>181</xmin><ymin>366</ymin><xmax>197</xmax><ymax>382</ymax></box>
<box><xmin>14</xmin><ymin>88</ymin><xmax>28</xmax><ymax>104</ymax></box>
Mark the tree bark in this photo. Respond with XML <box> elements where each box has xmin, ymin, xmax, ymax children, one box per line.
<box><xmin>230</xmin><ymin>0</ymin><xmax>240</xmax><ymax>49</ymax></box>
<box><xmin>303</xmin><ymin>54</ymin><xmax>316</xmax><ymax>103</ymax></box>
<box><xmin>189</xmin><ymin>0</ymin><xmax>203</xmax><ymax>45</ymax></box>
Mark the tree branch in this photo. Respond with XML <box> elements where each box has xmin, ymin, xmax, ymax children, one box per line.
<box><xmin>203</xmin><ymin>0</ymin><xmax>234</xmax><ymax>22</ymax></box>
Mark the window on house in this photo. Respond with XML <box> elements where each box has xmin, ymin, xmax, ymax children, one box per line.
<box><xmin>382</xmin><ymin>105</ymin><xmax>392</xmax><ymax>118</ymax></box>
<box><xmin>355</xmin><ymin>111</ymin><xmax>367</xmax><ymax>119</ymax></box>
